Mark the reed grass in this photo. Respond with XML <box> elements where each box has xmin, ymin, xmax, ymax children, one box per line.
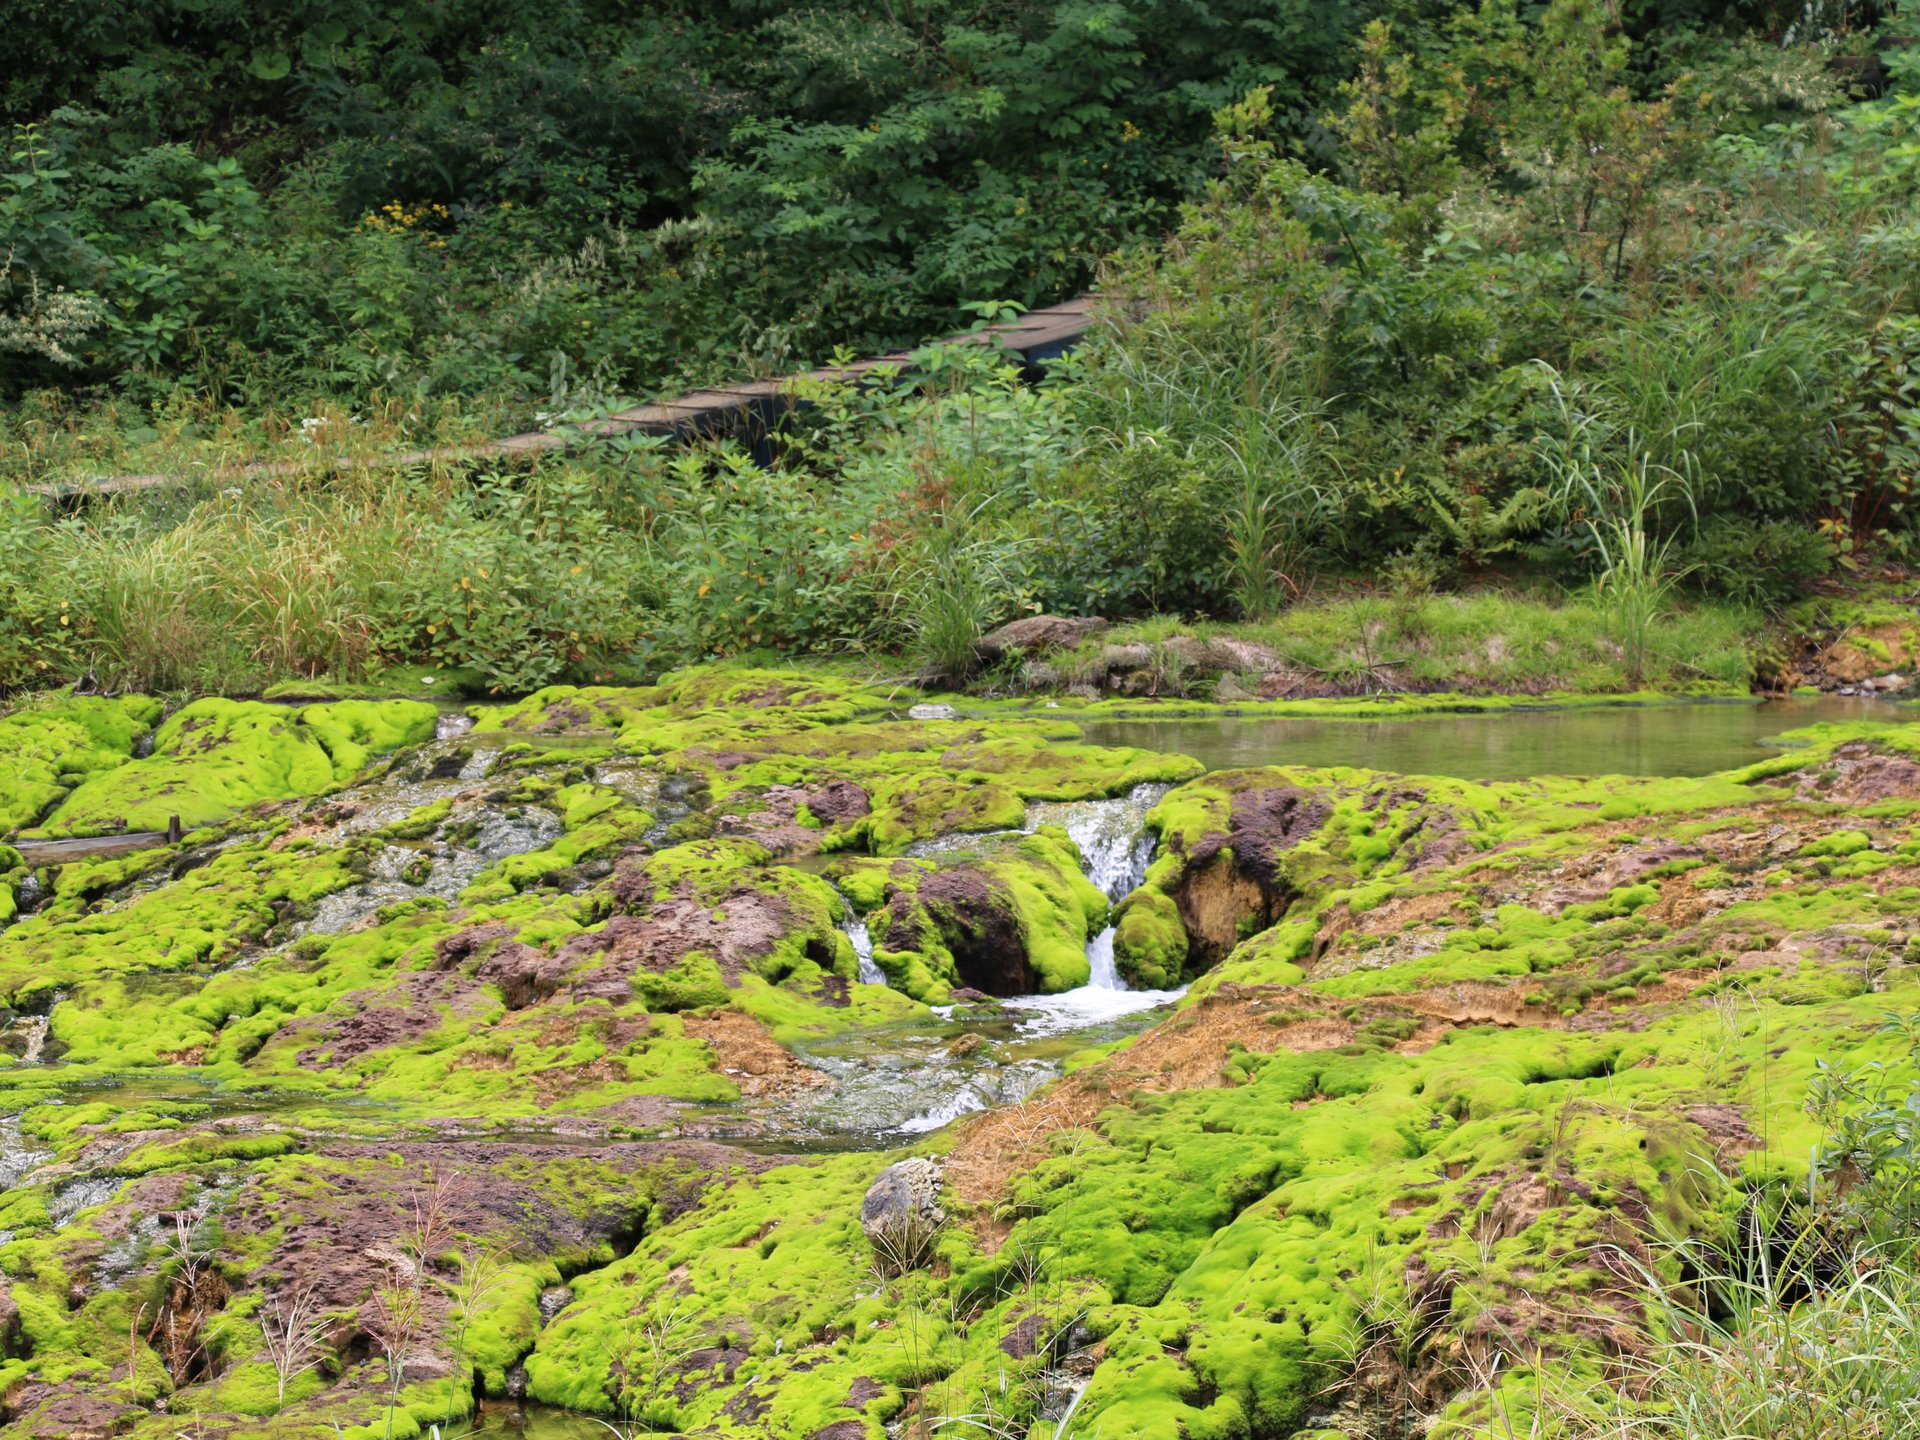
<box><xmin>3</xmin><ymin>462</ymin><xmax>657</xmax><ymax>695</ymax></box>
<box><xmin>1484</xmin><ymin>1242</ymin><xmax>1920</xmax><ymax>1440</ymax></box>
<box><xmin>0</xmin><ymin>392</ymin><xmax>510</xmax><ymax>490</ymax></box>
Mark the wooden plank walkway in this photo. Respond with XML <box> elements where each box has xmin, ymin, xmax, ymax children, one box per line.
<box><xmin>13</xmin><ymin>830</ymin><xmax>174</xmax><ymax>866</ymax></box>
<box><xmin>23</xmin><ymin>296</ymin><xmax>1097</xmax><ymax>500</ymax></box>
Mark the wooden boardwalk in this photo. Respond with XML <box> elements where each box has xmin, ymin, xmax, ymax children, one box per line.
<box><xmin>13</xmin><ymin>831</ymin><xmax>174</xmax><ymax>866</ymax></box>
<box><xmin>25</xmin><ymin>297</ymin><xmax>1096</xmax><ymax>500</ymax></box>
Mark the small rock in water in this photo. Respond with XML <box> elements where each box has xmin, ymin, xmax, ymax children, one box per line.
<box><xmin>861</xmin><ymin>1157</ymin><xmax>945</xmax><ymax>1275</ymax></box>
<box><xmin>908</xmin><ymin>702</ymin><xmax>958</xmax><ymax>721</ymax></box>
<box><xmin>946</xmin><ymin>1032</ymin><xmax>986</xmax><ymax>1058</ymax></box>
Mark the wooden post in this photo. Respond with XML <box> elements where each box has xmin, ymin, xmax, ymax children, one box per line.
<box><xmin>167</xmin><ymin>815</ymin><xmax>183</xmax><ymax>844</ymax></box>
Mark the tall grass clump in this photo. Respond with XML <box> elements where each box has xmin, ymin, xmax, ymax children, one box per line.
<box><xmin>1537</xmin><ymin>382</ymin><xmax>1699</xmax><ymax>686</ymax></box>
<box><xmin>1626</xmin><ymin>1250</ymin><xmax>1920</xmax><ymax>1440</ymax></box>
<box><xmin>1222</xmin><ymin>429</ymin><xmax>1326</xmax><ymax>620</ymax></box>
<box><xmin>1078</xmin><ymin>279</ymin><xmax>1332</xmax><ymax>620</ymax></box>
<box><xmin>1485</xmin><ymin>1011</ymin><xmax>1920</xmax><ymax>1440</ymax></box>
<box><xmin>1489</xmin><ymin>1239</ymin><xmax>1920</xmax><ymax>1440</ymax></box>
<box><xmin>902</xmin><ymin>501</ymin><xmax>1021</xmax><ymax>681</ymax></box>
<box><xmin>1588</xmin><ymin>305</ymin><xmax>1852</xmax><ymax>523</ymax></box>
<box><xmin>0</xmin><ymin>464</ymin><xmax>663</xmax><ymax>695</ymax></box>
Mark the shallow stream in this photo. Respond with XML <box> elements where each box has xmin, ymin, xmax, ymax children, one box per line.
<box><xmin>1075</xmin><ymin>694</ymin><xmax>1901</xmax><ymax>781</ymax></box>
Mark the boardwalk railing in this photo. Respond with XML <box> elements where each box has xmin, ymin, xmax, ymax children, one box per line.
<box><xmin>25</xmin><ymin>297</ymin><xmax>1096</xmax><ymax>500</ymax></box>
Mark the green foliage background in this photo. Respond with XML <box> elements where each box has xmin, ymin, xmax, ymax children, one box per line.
<box><xmin>5</xmin><ymin>0</ymin><xmax>1920</xmax><ymax>697</ymax></box>
<box><xmin>1</xmin><ymin>0</ymin><xmax>1408</xmax><ymax>410</ymax></box>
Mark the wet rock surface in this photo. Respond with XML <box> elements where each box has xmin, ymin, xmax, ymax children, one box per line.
<box><xmin>975</xmin><ymin>613</ymin><xmax>1108</xmax><ymax>661</ymax></box>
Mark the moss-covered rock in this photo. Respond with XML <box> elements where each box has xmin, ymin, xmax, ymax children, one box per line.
<box><xmin>839</xmin><ymin>829</ymin><xmax>1106</xmax><ymax>1000</ymax></box>
<box><xmin>4</xmin><ymin>676</ymin><xmax>1920</xmax><ymax>1440</ymax></box>
<box><xmin>30</xmin><ymin>699</ymin><xmax>436</xmax><ymax>837</ymax></box>
<box><xmin>0</xmin><ymin>694</ymin><xmax>164</xmax><ymax>832</ymax></box>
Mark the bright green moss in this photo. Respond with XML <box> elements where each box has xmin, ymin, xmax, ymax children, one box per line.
<box><xmin>0</xmin><ymin>833</ymin><xmax>376</xmax><ymax>1010</ymax></box>
<box><xmin>1802</xmin><ymin>828</ymin><xmax>1873</xmax><ymax>857</ymax></box>
<box><xmin>845</xmin><ymin>830</ymin><xmax>1105</xmax><ymax>1000</ymax></box>
<box><xmin>0</xmin><ymin>694</ymin><xmax>162</xmax><ymax>830</ymax></box>
<box><xmin>31</xmin><ymin>698</ymin><xmax>435</xmax><ymax>836</ymax></box>
<box><xmin>7</xmin><ymin>675</ymin><xmax>1920</xmax><ymax>1437</ymax></box>
<box><xmin>832</xmin><ymin>774</ymin><xmax>1029</xmax><ymax>854</ymax></box>
<box><xmin>1113</xmin><ymin>887</ymin><xmax>1188</xmax><ymax>987</ymax></box>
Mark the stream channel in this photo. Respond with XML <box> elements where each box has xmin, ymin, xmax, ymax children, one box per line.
<box><xmin>4</xmin><ymin>698</ymin><xmax>1902</xmax><ymax>1154</ymax></box>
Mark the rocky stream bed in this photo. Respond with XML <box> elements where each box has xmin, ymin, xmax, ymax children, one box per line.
<box><xmin>1</xmin><ymin>672</ymin><xmax>1918</xmax><ymax>1438</ymax></box>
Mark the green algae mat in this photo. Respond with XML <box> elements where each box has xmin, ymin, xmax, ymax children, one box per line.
<box><xmin>0</xmin><ymin>669</ymin><xmax>1918</xmax><ymax>1438</ymax></box>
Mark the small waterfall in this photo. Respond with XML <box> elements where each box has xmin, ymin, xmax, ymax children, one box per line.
<box><xmin>1084</xmin><ymin>925</ymin><xmax>1119</xmax><ymax>989</ymax></box>
<box><xmin>846</xmin><ymin>915</ymin><xmax>885</xmax><ymax>986</ymax></box>
<box><xmin>1003</xmin><ymin>784</ymin><xmax>1187</xmax><ymax>1031</ymax></box>
<box><xmin>1029</xmin><ymin>783</ymin><xmax>1167</xmax><ymax>906</ymax></box>
<box><xmin>19</xmin><ymin>1015</ymin><xmax>48</xmax><ymax>1065</ymax></box>
<box><xmin>1027</xmin><ymin>784</ymin><xmax>1168</xmax><ymax>992</ymax></box>
<box><xmin>832</xmin><ymin>884</ymin><xmax>886</xmax><ymax>986</ymax></box>
<box><xmin>49</xmin><ymin>1175</ymin><xmax>119</xmax><ymax>1227</ymax></box>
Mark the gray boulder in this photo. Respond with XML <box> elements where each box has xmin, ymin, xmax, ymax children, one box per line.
<box><xmin>976</xmin><ymin>615</ymin><xmax>1107</xmax><ymax>662</ymax></box>
<box><xmin>861</xmin><ymin>1157</ymin><xmax>946</xmax><ymax>1274</ymax></box>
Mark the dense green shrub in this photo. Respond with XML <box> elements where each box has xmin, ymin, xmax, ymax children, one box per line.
<box><xmin>1681</xmin><ymin>516</ymin><xmax>1838</xmax><ymax>607</ymax></box>
<box><xmin>5</xmin><ymin>0</ymin><xmax>1917</xmax><ymax>700</ymax></box>
<box><xmin>0</xmin><ymin>0</ymin><xmax>1422</xmax><ymax>414</ymax></box>
<box><xmin>1018</xmin><ymin>445</ymin><xmax>1231</xmax><ymax>619</ymax></box>
<box><xmin>1059</xmin><ymin>0</ymin><xmax>1919</xmax><ymax>608</ymax></box>
<box><xmin>366</xmin><ymin>468</ymin><xmax>665</xmax><ymax>692</ymax></box>
<box><xmin>632</xmin><ymin>448</ymin><xmax>898</xmax><ymax>662</ymax></box>
<box><xmin>0</xmin><ymin>494</ymin><xmax>79</xmax><ymax>690</ymax></box>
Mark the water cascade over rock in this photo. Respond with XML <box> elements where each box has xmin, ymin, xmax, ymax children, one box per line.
<box><xmin>1009</xmin><ymin>785</ymin><xmax>1187</xmax><ymax>1032</ymax></box>
<box><xmin>835</xmin><ymin>887</ymin><xmax>886</xmax><ymax>986</ymax></box>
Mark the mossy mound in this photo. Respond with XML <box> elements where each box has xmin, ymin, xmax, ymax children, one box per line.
<box><xmin>471</xmin><ymin>668</ymin><xmax>1202</xmax><ymax>857</ymax></box>
<box><xmin>27</xmin><ymin>699</ymin><xmax>437</xmax><ymax>838</ymax></box>
<box><xmin>0</xmin><ymin>695</ymin><xmax>164</xmax><ymax>832</ymax></box>
<box><xmin>837</xmin><ymin>829</ymin><xmax>1109</xmax><ymax>1000</ymax></box>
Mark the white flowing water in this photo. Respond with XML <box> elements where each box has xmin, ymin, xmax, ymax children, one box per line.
<box><xmin>1006</xmin><ymin>785</ymin><xmax>1187</xmax><ymax>1033</ymax></box>
<box><xmin>1028</xmin><ymin>784</ymin><xmax>1168</xmax><ymax>906</ymax></box>
<box><xmin>827</xmin><ymin>881</ymin><xmax>888</xmax><ymax>986</ymax></box>
<box><xmin>18</xmin><ymin>1014</ymin><xmax>48</xmax><ymax>1065</ymax></box>
<box><xmin>796</xmin><ymin>1030</ymin><xmax>1060</xmax><ymax>1139</ymax></box>
<box><xmin>845</xmin><ymin>915</ymin><xmax>886</xmax><ymax>987</ymax></box>
<box><xmin>795</xmin><ymin>785</ymin><xmax>1186</xmax><ymax>1138</ymax></box>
